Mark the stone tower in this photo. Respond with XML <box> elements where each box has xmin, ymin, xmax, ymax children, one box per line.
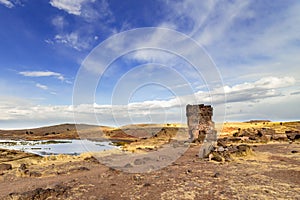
<box><xmin>186</xmin><ymin>104</ymin><xmax>216</xmax><ymax>143</ymax></box>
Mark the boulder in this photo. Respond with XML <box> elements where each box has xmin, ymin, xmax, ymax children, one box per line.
<box><xmin>198</xmin><ymin>142</ymin><xmax>215</xmax><ymax>158</ymax></box>
<box><xmin>0</xmin><ymin>163</ymin><xmax>12</xmax><ymax>171</ymax></box>
<box><xmin>286</xmin><ymin>131</ymin><xmax>300</xmax><ymax>141</ymax></box>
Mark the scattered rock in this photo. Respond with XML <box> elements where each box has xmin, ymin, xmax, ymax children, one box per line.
<box><xmin>272</xmin><ymin>134</ymin><xmax>288</xmax><ymax>141</ymax></box>
<box><xmin>207</xmin><ymin>144</ymin><xmax>253</xmax><ymax>162</ymax></box>
<box><xmin>223</xmin><ymin>153</ymin><xmax>233</xmax><ymax>162</ymax></box>
<box><xmin>198</xmin><ymin>142</ymin><xmax>215</xmax><ymax>158</ymax></box>
<box><xmin>0</xmin><ymin>163</ymin><xmax>12</xmax><ymax>171</ymax></box>
<box><xmin>84</xmin><ymin>156</ymin><xmax>99</xmax><ymax>163</ymax></box>
<box><xmin>29</xmin><ymin>171</ymin><xmax>42</xmax><ymax>177</ymax></box>
<box><xmin>209</xmin><ymin>152</ymin><xmax>224</xmax><ymax>162</ymax></box>
<box><xmin>237</xmin><ymin>144</ymin><xmax>250</xmax><ymax>151</ymax></box>
<box><xmin>217</xmin><ymin>140</ymin><xmax>227</xmax><ymax>148</ymax></box>
<box><xmin>235</xmin><ymin>144</ymin><xmax>253</xmax><ymax>156</ymax></box>
<box><xmin>18</xmin><ymin>164</ymin><xmax>30</xmax><ymax>176</ymax></box>
<box><xmin>213</xmin><ymin>172</ymin><xmax>220</xmax><ymax>178</ymax></box>
<box><xmin>218</xmin><ymin>146</ymin><xmax>225</xmax><ymax>152</ymax></box>
<box><xmin>134</xmin><ymin>158</ymin><xmax>145</xmax><ymax>165</ymax></box>
<box><xmin>133</xmin><ymin>175</ymin><xmax>142</xmax><ymax>181</ymax></box>
<box><xmin>9</xmin><ymin>184</ymin><xmax>71</xmax><ymax>199</ymax></box>
<box><xmin>143</xmin><ymin>183</ymin><xmax>151</xmax><ymax>187</ymax></box>
<box><xmin>286</xmin><ymin>130</ymin><xmax>300</xmax><ymax>141</ymax></box>
<box><xmin>124</xmin><ymin>163</ymin><xmax>133</xmax><ymax>168</ymax></box>
<box><xmin>69</xmin><ymin>166</ymin><xmax>89</xmax><ymax>173</ymax></box>
<box><xmin>19</xmin><ymin>163</ymin><xmax>27</xmax><ymax>170</ymax></box>
<box><xmin>230</xmin><ymin>127</ymin><xmax>287</xmax><ymax>142</ymax></box>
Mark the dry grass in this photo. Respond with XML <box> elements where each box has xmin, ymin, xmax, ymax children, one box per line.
<box><xmin>217</xmin><ymin>121</ymin><xmax>300</xmax><ymax>136</ymax></box>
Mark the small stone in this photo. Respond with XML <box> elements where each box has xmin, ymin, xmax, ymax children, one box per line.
<box><xmin>237</xmin><ymin>144</ymin><xmax>251</xmax><ymax>153</ymax></box>
<box><xmin>143</xmin><ymin>183</ymin><xmax>151</xmax><ymax>187</ymax></box>
<box><xmin>213</xmin><ymin>172</ymin><xmax>220</xmax><ymax>178</ymax></box>
<box><xmin>133</xmin><ymin>175</ymin><xmax>141</xmax><ymax>181</ymax></box>
<box><xmin>77</xmin><ymin>166</ymin><xmax>89</xmax><ymax>171</ymax></box>
<box><xmin>291</xmin><ymin>150</ymin><xmax>298</xmax><ymax>154</ymax></box>
<box><xmin>124</xmin><ymin>163</ymin><xmax>133</xmax><ymax>168</ymax></box>
<box><xmin>217</xmin><ymin>140</ymin><xmax>227</xmax><ymax>148</ymax></box>
<box><xmin>211</xmin><ymin>152</ymin><xmax>224</xmax><ymax>162</ymax></box>
<box><xmin>29</xmin><ymin>171</ymin><xmax>42</xmax><ymax>177</ymax></box>
<box><xmin>19</xmin><ymin>164</ymin><xmax>27</xmax><ymax>171</ymax></box>
<box><xmin>218</xmin><ymin>146</ymin><xmax>225</xmax><ymax>152</ymax></box>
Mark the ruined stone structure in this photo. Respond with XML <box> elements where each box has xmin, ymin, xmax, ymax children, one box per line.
<box><xmin>186</xmin><ymin>104</ymin><xmax>217</xmax><ymax>143</ymax></box>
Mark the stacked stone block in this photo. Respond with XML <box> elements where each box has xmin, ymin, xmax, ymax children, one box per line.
<box><xmin>186</xmin><ymin>104</ymin><xmax>216</xmax><ymax>143</ymax></box>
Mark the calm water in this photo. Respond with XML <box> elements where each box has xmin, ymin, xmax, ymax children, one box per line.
<box><xmin>0</xmin><ymin>139</ymin><xmax>116</xmax><ymax>156</ymax></box>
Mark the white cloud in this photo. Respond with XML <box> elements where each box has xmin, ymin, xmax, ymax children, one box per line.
<box><xmin>35</xmin><ymin>83</ymin><xmax>48</xmax><ymax>90</ymax></box>
<box><xmin>48</xmin><ymin>0</ymin><xmax>115</xmax><ymax>51</ymax></box>
<box><xmin>49</xmin><ymin>0</ymin><xmax>87</xmax><ymax>15</ymax></box>
<box><xmin>0</xmin><ymin>0</ymin><xmax>14</xmax><ymax>8</ymax></box>
<box><xmin>0</xmin><ymin>0</ymin><xmax>23</xmax><ymax>8</ymax></box>
<box><xmin>51</xmin><ymin>15</ymin><xmax>66</xmax><ymax>30</ymax></box>
<box><xmin>1</xmin><ymin>76</ymin><xmax>297</xmax><ymax>129</ymax></box>
<box><xmin>54</xmin><ymin>32</ymin><xmax>91</xmax><ymax>51</ymax></box>
<box><xmin>222</xmin><ymin>77</ymin><xmax>295</xmax><ymax>94</ymax></box>
<box><xmin>49</xmin><ymin>0</ymin><xmax>112</xmax><ymax>21</ymax></box>
<box><xmin>19</xmin><ymin>71</ymin><xmax>65</xmax><ymax>81</ymax></box>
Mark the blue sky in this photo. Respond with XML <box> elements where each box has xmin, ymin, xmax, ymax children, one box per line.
<box><xmin>0</xmin><ymin>0</ymin><xmax>299</xmax><ymax>129</ymax></box>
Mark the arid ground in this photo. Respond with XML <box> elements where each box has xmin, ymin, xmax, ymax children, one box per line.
<box><xmin>0</xmin><ymin>121</ymin><xmax>299</xmax><ymax>199</ymax></box>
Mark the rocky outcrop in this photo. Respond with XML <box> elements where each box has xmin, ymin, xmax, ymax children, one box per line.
<box><xmin>230</xmin><ymin>127</ymin><xmax>291</xmax><ymax>142</ymax></box>
<box><xmin>285</xmin><ymin>130</ymin><xmax>300</xmax><ymax>141</ymax></box>
<box><xmin>208</xmin><ymin>144</ymin><xmax>253</xmax><ymax>162</ymax></box>
<box><xmin>233</xmin><ymin>127</ymin><xmax>275</xmax><ymax>142</ymax></box>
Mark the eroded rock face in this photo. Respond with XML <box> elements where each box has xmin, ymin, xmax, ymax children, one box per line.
<box><xmin>186</xmin><ymin>104</ymin><xmax>216</xmax><ymax>143</ymax></box>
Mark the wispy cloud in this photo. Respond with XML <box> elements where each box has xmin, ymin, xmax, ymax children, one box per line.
<box><xmin>49</xmin><ymin>0</ymin><xmax>88</xmax><ymax>16</ymax></box>
<box><xmin>54</xmin><ymin>32</ymin><xmax>92</xmax><ymax>51</ymax></box>
<box><xmin>48</xmin><ymin>0</ymin><xmax>115</xmax><ymax>51</ymax></box>
<box><xmin>0</xmin><ymin>0</ymin><xmax>23</xmax><ymax>8</ymax></box>
<box><xmin>0</xmin><ymin>0</ymin><xmax>14</xmax><ymax>8</ymax></box>
<box><xmin>19</xmin><ymin>71</ymin><xmax>65</xmax><ymax>81</ymax></box>
<box><xmin>51</xmin><ymin>15</ymin><xmax>67</xmax><ymax>30</ymax></box>
<box><xmin>49</xmin><ymin>0</ymin><xmax>113</xmax><ymax>21</ymax></box>
<box><xmin>35</xmin><ymin>83</ymin><xmax>48</xmax><ymax>90</ymax></box>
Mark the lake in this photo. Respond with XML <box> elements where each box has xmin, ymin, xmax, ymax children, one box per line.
<box><xmin>0</xmin><ymin>139</ymin><xmax>117</xmax><ymax>156</ymax></box>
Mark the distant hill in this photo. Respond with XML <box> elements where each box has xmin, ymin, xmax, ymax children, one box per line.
<box><xmin>244</xmin><ymin>120</ymin><xmax>271</xmax><ymax>123</ymax></box>
<box><xmin>0</xmin><ymin>123</ymin><xmax>114</xmax><ymax>141</ymax></box>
